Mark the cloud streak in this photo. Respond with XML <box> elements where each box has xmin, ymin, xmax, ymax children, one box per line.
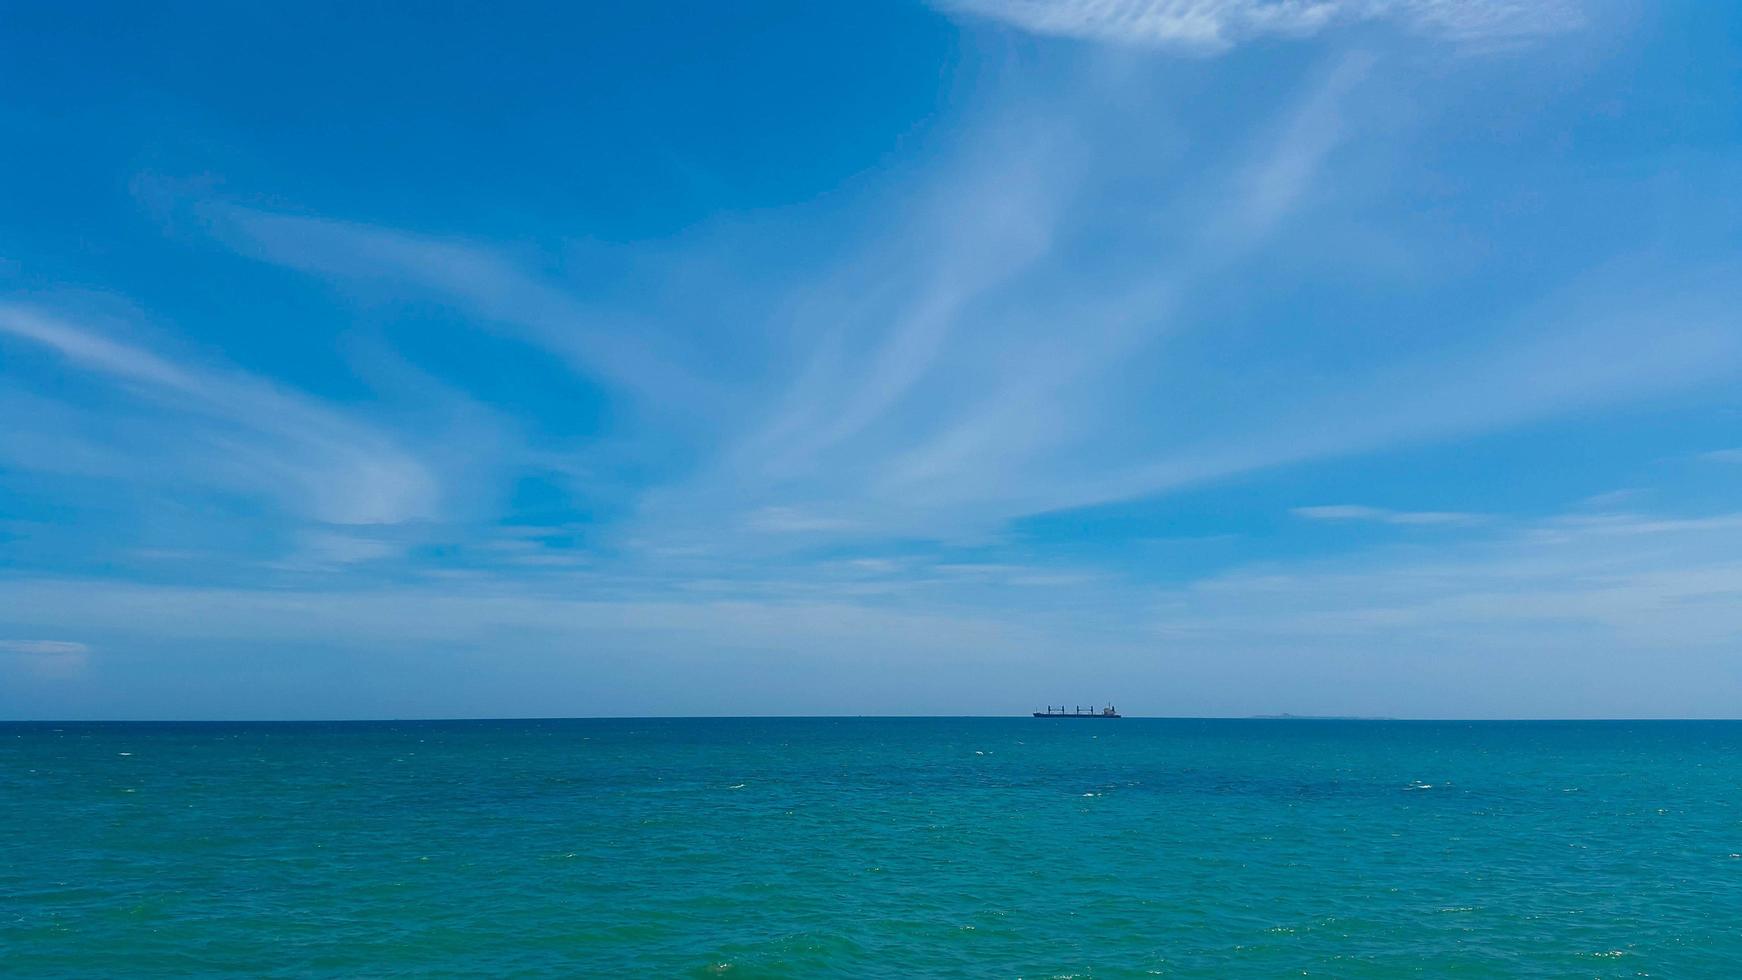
<box><xmin>202</xmin><ymin>205</ymin><xmax>717</xmax><ymax>414</ymax></box>
<box><xmin>165</xmin><ymin>56</ymin><xmax>1742</xmax><ymax>558</ymax></box>
<box><xmin>4</xmin><ymin>500</ymin><xmax>1740</xmax><ymax>716</ymax></box>
<box><xmin>6</xmin><ymin>0</ymin><xmax>1740</xmax><ymax>720</ymax></box>
<box><xmin>1292</xmin><ymin>505</ymin><xmax>1486</xmax><ymax>525</ymax></box>
<box><xmin>0</xmin><ymin>639</ymin><xmax>89</xmax><ymax>656</ymax></box>
<box><xmin>935</xmin><ymin>0</ymin><xmax>1583</xmax><ymax>52</ymax></box>
<box><xmin>0</xmin><ymin>639</ymin><xmax>91</xmax><ymax>680</ymax></box>
<box><xmin>1172</xmin><ymin>510</ymin><xmax>1742</xmax><ymax>651</ymax></box>
<box><xmin>0</xmin><ymin>304</ymin><xmax>440</xmax><ymax>524</ymax></box>
<box><xmin>1143</xmin><ymin>505</ymin><xmax>1742</xmax><ymax>716</ymax></box>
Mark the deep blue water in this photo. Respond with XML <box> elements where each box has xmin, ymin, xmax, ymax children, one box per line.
<box><xmin>4</xmin><ymin>718</ymin><xmax>1741</xmax><ymax>976</ymax></box>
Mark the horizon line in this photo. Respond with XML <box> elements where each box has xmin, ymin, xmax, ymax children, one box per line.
<box><xmin>5</xmin><ymin>714</ymin><xmax>1742</xmax><ymax>724</ymax></box>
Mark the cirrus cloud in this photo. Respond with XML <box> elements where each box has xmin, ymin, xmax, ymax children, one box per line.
<box><xmin>0</xmin><ymin>639</ymin><xmax>91</xmax><ymax>679</ymax></box>
<box><xmin>1292</xmin><ymin>505</ymin><xmax>1488</xmax><ymax>526</ymax></box>
<box><xmin>934</xmin><ymin>0</ymin><xmax>1583</xmax><ymax>52</ymax></box>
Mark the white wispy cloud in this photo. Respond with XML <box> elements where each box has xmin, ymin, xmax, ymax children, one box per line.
<box><xmin>174</xmin><ymin>63</ymin><xmax>1742</xmax><ymax>559</ymax></box>
<box><xmin>0</xmin><ymin>304</ymin><xmax>440</xmax><ymax>524</ymax></box>
<box><xmin>1083</xmin><ymin>258</ymin><xmax>1742</xmax><ymax>513</ymax></box>
<box><xmin>1179</xmin><ymin>508</ymin><xmax>1742</xmax><ymax>643</ymax></box>
<box><xmin>1222</xmin><ymin>51</ymin><xmax>1373</xmax><ymax>245</ymax></box>
<box><xmin>1699</xmin><ymin>448</ymin><xmax>1742</xmax><ymax>463</ymax></box>
<box><xmin>201</xmin><ymin>205</ymin><xmax>716</xmax><ymax>413</ymax></box>
<box><xmin>284</xmin><ymin>530</ymin><xmax>404</xmax><ymax>568</ymax></box>
<box><xmin>1528</xmin><ymin>511</ymin><xmax>1742</xmax><ymax>540</ymax></box>
<box><xmin>934</xmin><ymin>0</ymin><xmax>1582</xmax><ymax>52</ymax></box>
<box><xmin>1292</xmin><ymin>504</ymin><xmax>1486</xmax><ymax>525</ymax></box>
<box><xmin>0</xmin><ymin>639</ymin><xmax>89</xmax><ymax>656</ymax></box>
<box><xmin>743</xmin><ymin>507</ymin><xmax>861</xmax><ymax>534</ymax></box>
<box><xmin>0</xmin><ymin>579</ymin><xmax>1115</xmax><ymax>715</ymax></box>
<box><xmin>727</xmin><ymin>122</ymin><xmax>1076</xmax><ymax>482</ymax></box>
<box><xmin>0</xmin><ymin>638</ymin><xmax>91</xmax><ymax>679</ymax></box>
<box><xmin>127</xmin><ymin>29</ymin><xmax>1733</xmax><ymax>580</ymax></box>
<box><xmin>1143</xmin><ymin>504</ymin><xmax>1742</xmax><ymax>716</ymax></box>
<box><xmin>630</xmin><ymin>60</ymin><xmax>1379</xmax><ymax>545</ymax></box>
<box><xmin>5</xmin><ymin>500</ymin><xmax>1740</xmax><ymax>716</ymax></box>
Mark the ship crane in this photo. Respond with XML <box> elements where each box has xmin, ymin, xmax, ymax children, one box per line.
<box><xmin>1031</xmin><ymin>704</ymin><xmax>1121</xmax><ymax>718</ymax></box>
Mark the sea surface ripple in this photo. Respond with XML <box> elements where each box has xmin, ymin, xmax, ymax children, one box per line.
<box><xmin>4</xmin><ymin>718</ymin><xmax>1741</xmax><ymax>976</ymax></box>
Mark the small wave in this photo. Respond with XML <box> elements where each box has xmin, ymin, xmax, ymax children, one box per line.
<box><xmin>729</xmin><ymin>783</ymin><xmax>746</xmax><ymax>790</ymax></box>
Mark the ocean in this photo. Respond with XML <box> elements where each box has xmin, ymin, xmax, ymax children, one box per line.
<box><xmin>4</xmin><ymin>718</ymin><xmax>1740</xmax><ymax>976</ymax></box>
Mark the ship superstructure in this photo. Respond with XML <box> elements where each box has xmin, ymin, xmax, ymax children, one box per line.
<box><xmin>1031</xmin><ymin>705</ymin><xmax>1120</xmax><ymax>718</ymax></box>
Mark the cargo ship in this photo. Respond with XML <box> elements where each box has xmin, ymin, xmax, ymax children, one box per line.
<box><xmin>1032</xmin><ymin>705</ymin><xmax>1120</xmax><ymax>718</ymax></box>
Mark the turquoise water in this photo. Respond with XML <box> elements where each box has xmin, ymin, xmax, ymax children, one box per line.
<box><xmin>4</xmin><ymin>719</ymin><xmax>1741</xmax><ymax>977</ymax></box>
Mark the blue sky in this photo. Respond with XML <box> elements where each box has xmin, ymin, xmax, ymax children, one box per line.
<box><xmin>3</xmin><ymin>1</ymin><xmax>1741</xmax><ymax>719</ymax></box>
